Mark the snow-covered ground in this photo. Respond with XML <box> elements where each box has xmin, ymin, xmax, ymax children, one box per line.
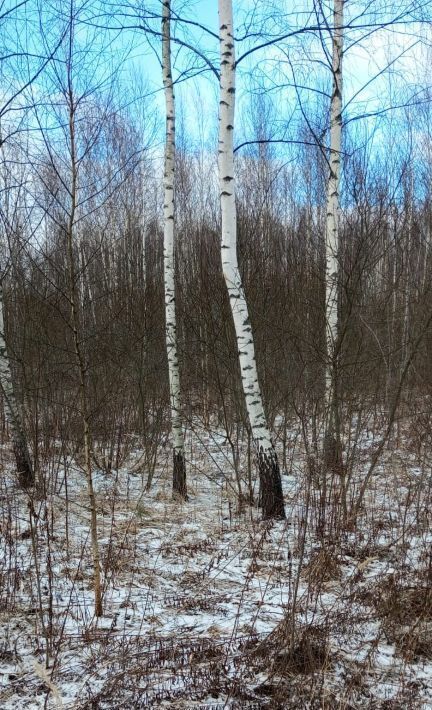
<box><xmin>1</xmin><ymin>423</ymin><xmax>431</xmax><ymax>708</ymax></box>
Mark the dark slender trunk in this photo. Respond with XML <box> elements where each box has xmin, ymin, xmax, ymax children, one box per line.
<box><xmin>0</xmin><ymin>299</ymin><xmax>35</xmax><ymax>489</ymax></box>
<box><xmin>258</xmin><ymin>448</ymin><xmax>286</xmax><ymax>520</ymax></box>
<box><xmin>324</xmin><ymin>359</ymin><xmax>343</xmax><ymax>474</ymax></box>
<box><xmin>173</xmin><ymin>449</ymin><xmax>187</xmax><ymax>500</ymax></box>
<box><xmin>14</xmin><ymin>438</ymin><xmax>33</xmax><ymax>488</ymax></box>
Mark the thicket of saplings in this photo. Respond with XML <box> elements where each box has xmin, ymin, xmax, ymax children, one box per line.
<box><xmin>1</xmin><ymin>110</ymin><xmax>432</xmax><ymax>706</ymax></box>
<box><xmin>2</xmin><ymin>128</ymin><xmax>431</xmax><ymax>519</ymax></box>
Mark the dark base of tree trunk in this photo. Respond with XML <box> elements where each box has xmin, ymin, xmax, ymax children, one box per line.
<box><xmin>323</xmin><ymin>433</ymin><xmax>343</xmax><ymax>475</ymax></box>
<box><xmin>14</xmin><ymin>443</ymin><xmax>34</xmax><ymax>489</ymax></box>
<box><xmin>258</xmin><ymin>448</ymin><xmax>286</xmax><ymax>520</ymax></box>
<box><xmin>173</xmin><ymin>450</ymin><xmax>188</xmax><ymax>501</ymax></box>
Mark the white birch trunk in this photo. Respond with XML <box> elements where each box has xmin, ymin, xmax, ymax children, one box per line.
<box><xmin>162</xmin><ymin>0</ymin><xmax>187</xmax><ymax>499</ymax></box>
<box><xmin>324</xmin><ymin>0</ymin><xmax>344</xmax><ymax>467</ymax></box>
<box><xmin>0</xmin><ymin>282</ymin><xmax>34</xmax><ymax>487</ymax></box>
<box><xmin>218</xmin><ymin>0</ymin><xmax>285</xmax><ymax>519</ymax></box>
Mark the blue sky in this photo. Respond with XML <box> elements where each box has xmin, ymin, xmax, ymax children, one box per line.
<box><xmin>150</xmin><ymin>0</ymin><xmax>431</xmax><ymax>155</ymax></box>
<box><xmin>5</xmin><ymin>0</ymin><xmax>429</xmax><ymax>161</ymax></box>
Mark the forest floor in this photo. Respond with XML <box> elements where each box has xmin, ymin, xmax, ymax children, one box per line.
<box><xmin>1</xmin><ymin>419</ymin><xmax>432</xmax><ymax>708</ymax></box>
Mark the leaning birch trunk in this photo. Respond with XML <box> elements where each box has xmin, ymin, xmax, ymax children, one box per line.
<box><xmin>162</xmin><ymin>0</ymin><xmax>187</xmax><ymax>500</ymax></box>
<box><xmin>218</xmin><ymin>0</ymin><xmax>285</xmax><ymax>520</ymax></box>
<box><xmin>0</xmin><ymin>282</ymin><xmax>34</xmax><ymax>488</ymax></box>
<box><xmin>324</xmin><ymin>0</ymin><xmax>344</xmax><ymax>470</ymax></box>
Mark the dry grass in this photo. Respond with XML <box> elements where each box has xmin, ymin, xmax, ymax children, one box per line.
<box><xmin>303</xmin><ymin>546</ymin><xmax>342</xmax><ymax>585</ymax></box>
<box><xmin>1</xmin><ymin>417</ymin><xmax>432</xmax><ymax>708</ymax></box>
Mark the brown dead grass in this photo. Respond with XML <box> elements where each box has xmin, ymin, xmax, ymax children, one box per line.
<box><xmin>303</xmin><ymin>547</ymin><xmax>342</xmax><ymax>585</ymax></box>
<box><xmin>373</xmin><ymin>578</ymin><xmax>432</xmax><ymax>660</ymax></box>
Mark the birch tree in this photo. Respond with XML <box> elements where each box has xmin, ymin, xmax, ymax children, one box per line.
<box><xmin>64</xmin><ymin>89</ymin><xmax>102</xmax><ymax>616</ymax></box>
<box><xmin>218</xmin><ymin>0</ymin><xmax>285</xmax><ymax>520</ymax></box>
<box><xmin>324</xmin><ymin>0</ymin><xmax>344</xmax><ymax>469</ymax></box>
<box><xmin>0</xmin><ymin>0</ymin><xmax>58</xmax><ymax>490</ymax></box>
<box><xmin>162</xmin><ymin>0</ymin><xmax>187</xmax><ymax>500</ymax></box>
<box><xmin>33</xmin><ymin>1</ymin><xmax>106</xmax><ymax>616</ymax></box>
<box><xmin>0</xmin><ymin>161</ymin><xmax>33</xmax><ymax>489</ymax></box>
<box><xmin>0</xmin><ymin>280</ymin><xmax>34</xmax><ymax>488</ymax></box>
<box><xmin>0</xmin><ymin>139</ymin><xmax>34</xmax><ymax>488</ymax></box>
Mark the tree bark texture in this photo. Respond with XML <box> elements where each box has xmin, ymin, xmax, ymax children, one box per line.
<box><xmin>162</xmin><ymin>0</ymin><xmax>187</xmax><ymax>500</ymax></box>
<box><xmin>324</xmin><ymin>0</ymin><xmax>344</xmax><ymax>471</ymax></box>
<box><xmin>0</xmin><ymin>282</ymin><xmax>34</xmax><ymax>488</ymax></box>
<box><xmin>218</xmin><ymin>0</ymin><xmax>285</xmax><ymax>520</ymax></box>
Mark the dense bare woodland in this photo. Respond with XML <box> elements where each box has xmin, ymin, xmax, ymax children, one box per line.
<box><xmin>1</xmin><ymin>0</ymin><xmax>432</xmax><ymax>707</ymax></box>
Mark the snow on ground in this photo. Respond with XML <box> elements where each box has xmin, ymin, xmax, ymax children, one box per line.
<box><xmin>0</xmin><ymin>422</ymin><xmax>432</xmax><ymax>708</ymax></box>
